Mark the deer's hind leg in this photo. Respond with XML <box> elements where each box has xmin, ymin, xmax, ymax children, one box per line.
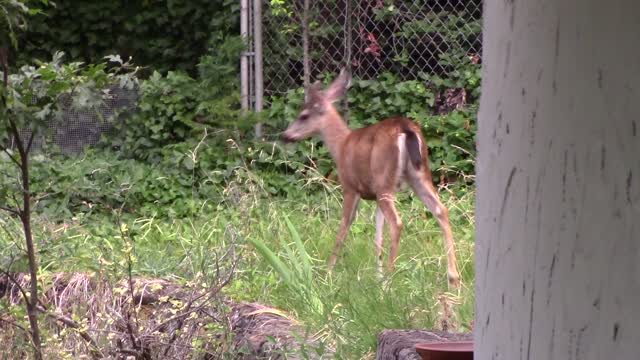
<box><xmin>408</xmin><ymin>170</ymin><xmax>461</xmax><ymax>289</ymax></box>
<box><xmin>376</xmin><ymin>193</ymin><xmax>402</xmax><ymax>272</ymax></box>
<box><xmin>374</xmin><ymin>206</ymin><xmax>385</xmax><ymax>276</ymax></box>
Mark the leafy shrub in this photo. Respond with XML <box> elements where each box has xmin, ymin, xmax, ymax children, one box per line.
<box><xmin>3</xmin><ymin>135</ymin><xmax>331</xmax><ymax>220</ymax></box>
<box><xmin>16</xmin><ymin>0</ymin><xmax>239</xmax><ymax>74</ymax></box>
<box><xmin>107</xmin><ymin>36</ymin><xmax>247</xmax><ymax>163</ymax></box>
<box><xmin>0</xmin><ymin>51</ymin><xmax>139</xmax><ymax>218</ymax></box>
<box><xmin>266</xmin><ymin>67</ymin><xmax>480</xmax><ymax>181</ymax></box>
<box><xmin>15</xmin><ymin>150</ymin><xmax>201</xmax><ymax>219</ymax></box>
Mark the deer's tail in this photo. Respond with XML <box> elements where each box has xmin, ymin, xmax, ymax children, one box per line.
<box><xmin>402</xmin><ymin>126</ymin><xmax>423</xmax><ymax>169</ymax></box>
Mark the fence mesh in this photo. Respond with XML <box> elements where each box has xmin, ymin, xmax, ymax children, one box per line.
<box><xmin>262</xmin><ymin>0</ymin><xmax>482</xmax><ymax>97</ymax></box>
<box><xmin>11</xmin><ymin>86</ymin><xmax>138</xmax><ymax>155</ymax></box>
<box><xmin>10</xmin><ymin>1</ymin><xmax>482</xmax><ymax>154</ymax></box>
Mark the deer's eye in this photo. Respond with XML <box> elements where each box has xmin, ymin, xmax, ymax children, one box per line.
<box><xmin>299</xmin><ymin>113</ymin><xmax>310</xmax><ymax>121</ymax></box>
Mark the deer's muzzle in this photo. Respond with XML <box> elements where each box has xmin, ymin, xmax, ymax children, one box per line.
<box><xmin>280</xmin><ymin>132</ymin><xmax>297</xmax><ymax>143</ymax></box>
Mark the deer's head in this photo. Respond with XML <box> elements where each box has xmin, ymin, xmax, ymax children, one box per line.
<box><xmin>281</xmin><ymin>69</ymin><xmax>351</xmax><ymax>143</ymax></box>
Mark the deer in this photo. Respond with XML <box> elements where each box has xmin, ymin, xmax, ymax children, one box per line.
<box><xmin>281</xmin><ymin>69</ymin><xmax>461</xmax><ymax>289</ymax></box>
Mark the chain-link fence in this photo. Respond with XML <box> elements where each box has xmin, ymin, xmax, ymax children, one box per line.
<box><xmin>10</xmin><ymin>1</ymin><xmax>482</xmax><ymax>154</ymax></box>
<box><xmin>262</xmin><ymin>0</ymin><xmax>482</xmax><ymax>97</ymax></box>
<box><xmin>9</xmin><ymin>86</ymin><xmax>137</xmax><ymax>155</ymax></box>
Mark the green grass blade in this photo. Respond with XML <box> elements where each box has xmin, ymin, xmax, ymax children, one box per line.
<box><xmin>278</xmin><ymin>228</ymin><xmax>303</xmax><ymax>283</ymax></box>
<box><xmin>248</xmin><ymin>237</ymin><xmax>292</xmax><ymax>284</ymax></box>
<box><xmin>284</xmin><ymin>215</ymin><xmax>312</xmax><ymax>284</ymax></box>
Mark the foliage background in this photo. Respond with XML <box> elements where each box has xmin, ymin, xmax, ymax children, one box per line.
<box><xmin>15</xmin><ymin>0</ymin><xmax>239</xmax><ymax>74</ymax></box>
<box><xmin>10</xmin><ymin>0</ymin><xmax>481</xmax><ymax>186</ymax></box>
<box><xmin>1</xmin><ymin>0</ymin><xmax>481</xmax><ymax>357</ymax></box>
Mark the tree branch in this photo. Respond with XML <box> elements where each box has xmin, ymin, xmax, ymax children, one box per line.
<box><xmin>0</xmin><ymin>144</ymin><xmax>22</xmax><ymax>168</ymax></box>
<box><xmin>8</xmin><ymin>191</ymin><xmax>22</xmax><ymax>211</ymax></box>
<box><xmin>0</xmin><ymin>204</ymin><xmax>20</xmax><ymax>216</ymax></box>
<box><xmin>1</xmin><ymin>270</ymin><xmax>103</xmax><ymax>359</ymax></box>
<box><xmin>25</xmin><ymin>131</ymin><xmax>35</xmax><ymax>155</ymax></box>
<box><xmin>35</xmin><ymin>305</ymin><xmax>104</xmax><ymax>360</ymax></box>
<box><xmin>0</xmin><ymin>270</ymin><xmax>30</xmax><ymax>305</ymax></box>
<box><xmin>7</xmin><ymin>118</ymin><xmax>25</xmax><ymax>156</ymax></box>
<box><xmin>0</xmin><ymin>317</ymin><xmax>31</xmax><ymax>337</ymax></box>
<box><xmin>0</xmin><ymin>46</ymin><xmax>8</xmax><ymax>88</ymax></box>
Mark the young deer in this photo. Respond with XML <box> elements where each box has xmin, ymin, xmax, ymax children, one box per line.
<box><xmin>281</xmin><ymin>69</ymin><xmax>461</xmax><ymax>289</ymax></box>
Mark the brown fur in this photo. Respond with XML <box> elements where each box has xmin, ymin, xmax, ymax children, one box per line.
<box><xmin>281</xmin><ymin>70</ymin><xmax>461</xmax><ymax>288</ymax></box>
<box><xmin>337</xmin><ymin>117</ymin><xmax>426</xmax><ymax>200</ymax></box>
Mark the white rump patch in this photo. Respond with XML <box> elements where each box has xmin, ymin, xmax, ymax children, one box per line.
<box><xmin>396</xmin><ymin>134</ymin><xmax>406</xmax><ymax>189</ymax></box>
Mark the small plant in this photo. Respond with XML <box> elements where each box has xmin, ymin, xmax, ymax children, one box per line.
<box><xmin>1</xmin><ymin>44</ymin><xmax>139</xmax><ymax>357</ymax></box>
<box><xmin>250</xmin><ymin>215</ymin><xmax>324</xmax><ymax>315</ymax></box>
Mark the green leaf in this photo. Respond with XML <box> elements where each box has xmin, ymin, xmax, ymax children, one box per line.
<box><xmin>248</xmin><ymin>238</ymin><xmax>292</xmax><ymax>284</ymax></box>
<box><xmin>285</xmin><ymin>215</ymin><xmax>312</xmax><ymax>284</ymax></box>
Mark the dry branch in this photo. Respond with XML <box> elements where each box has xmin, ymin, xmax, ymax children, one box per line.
<box><xmin>0</xmin><ymin>268</ymin><xmax>327</xmax><ymax>358</ymax></box>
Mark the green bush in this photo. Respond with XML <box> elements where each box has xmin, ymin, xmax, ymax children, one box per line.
<box><xmin>107</xmin><ymin>36</ymin><xmax>247</xmax><ymax>163</ymax></box>
<box><xmin>16</xmin><ymin>0</ymin><xmax>239</xmax><ymax>74</ymax></box>
<box><xmin>96</xmin><ymin>66</ymin><xmax>478</xmax><ymax>217</ymax></box>
<box><xmin>14</xmin><ymin>150</ymin><xmax>202</xmax><ymax>219</ymax></box>
<box><xmin>266</xmin><ymin>68</ymin><xmax>480</xmax><ymax>181</ymax></box>
<box><xmin>4</xmin><ymin>136</ymin><xmax>332</xmax><ymax>220</ymax></box>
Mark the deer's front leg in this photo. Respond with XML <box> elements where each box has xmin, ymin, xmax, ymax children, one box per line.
<box><xmin>328</xmin><ymin>191</ymin><xmax>360</xmax><ymax>269</ymax></box>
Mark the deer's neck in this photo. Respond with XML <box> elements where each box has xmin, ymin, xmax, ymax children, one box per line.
<box><xmin>319</xmin><ymin>110</ymin><xmax>351</xmax><ymax>162</ymax></box>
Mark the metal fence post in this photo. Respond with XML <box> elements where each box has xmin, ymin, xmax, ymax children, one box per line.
<box><xmin>253</xmin><ymin>0</ymin><xmax>264</xmax><ymax>138</ymax></box>
<box><xmin>302</xmin><ymin>0</ymin><xmax>310</xmax><ymax>93</ymax></box>
<box><xmin>343</xmin><ymin>0</ymin><xmax>353</xmax><ymax>122</ymax></box>
<box><xmin>240</xmin><ymin>0</ymin><xmax>250</xmax><ymax>112</ymax></box>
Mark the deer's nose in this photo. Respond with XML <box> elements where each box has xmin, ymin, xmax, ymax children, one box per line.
<box><xmin>281</xmin><ymin>132</ymin><xmax>295</xmax><ymax>143</ymax></box>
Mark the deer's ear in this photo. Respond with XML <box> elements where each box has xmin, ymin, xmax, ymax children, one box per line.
<box><xmin>324</xmin><ymin>68</ymin><xmax>351</xmax><ymax>103</ymax></box>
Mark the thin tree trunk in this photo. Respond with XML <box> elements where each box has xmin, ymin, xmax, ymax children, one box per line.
<box><xmin>302</xmin><ymin>0</ymin><xmax>311</xmax><ymax>93</ymax></box>
<box><xmin>0</xmin><ymin>47</ymin><xmax>8</xmax><ymax>87</ymax></box>
<box><xmin>477</xmin><ymin>0</ymin><xmax>640</xmax><ymax>359</ymax></box>
<box><xmin>2</xmin><ymin>48</ymin><xmax>43</xmax><ymax>360</ymax></box>
<box><xmin>343</xmin><ymin>0</ymin><xmax>352</xmax><ymax>123</ymax></box>
<box><xmin>11</xmin><ymin>120</ymin><xmax>42</xmax><ymax>360</ymax></box>
<box><xmin>20</xmin><ymin>149</ymin><xmax>42</xmax><ymax>360</ymax></box>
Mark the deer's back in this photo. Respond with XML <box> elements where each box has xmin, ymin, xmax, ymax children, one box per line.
<box><xmin>337</xmin><ymin>117</ymin><xmax>428</xmax><ymax>200</ymax></box>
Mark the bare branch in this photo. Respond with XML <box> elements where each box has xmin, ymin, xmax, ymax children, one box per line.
<box><xmin>0</xmin><ymin>271</ymin><xmax>30</xmax><ymax>305</ymax></box>
<box><xmin>0</xmin><ymin>144</ymin><xmax>22</xmax><ymax>168</ymax></box>
<box><xmin>25</xmin><ymin>131</ymin><xmax>35</xmax><ymax>155</ymax></box>
<box><xmin>0</xmin><ymin>204</ymin><xmax>20</xmax><ymax>216</ymax></box>
<box><xmin>123</xmin><ymin>311</ymin><xmax>140</xmax><ymax>354</ymax></box>
<box><xmin>7</xmin><ymin>118</ymin><xmax>25</xmax><ymax>157</ymax></box>
<box><xmin>35</xmin><ymin>305</ymin><xmax>104</xmax><ymax>360</ymax></box>
<box><xmin>0</xmin><ymin>317</ymin><xmax>31</xmax><ymax>336</ymax></box>
<box><xmin>8</xmin><ymin>191</ymin><xmax>22</xmax><ymax>212</ymax></box>
<box><xmin>153</xmin><ymin>240</ymin><xmax>238</xmax><ymax>342</ymax></box>
<box><xmin>0</xmin><ymin>224</ymin><xmax>21</xmax><ymax>247</ymax></box>
<box><xmin>0</xmin><ymin>316</ymin><xmax>38</xmax><ymax>355</ymax></box>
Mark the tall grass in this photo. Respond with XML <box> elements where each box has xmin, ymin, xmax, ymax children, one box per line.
<box><xmin>0</xmin><ymin>184</ymin><xmax>475</xmax><ymax>358</ymax></box>
<box><xmin>242</xmin><ymin>188</ymin><xmax>475</xmax><ymax>358</ymax></box>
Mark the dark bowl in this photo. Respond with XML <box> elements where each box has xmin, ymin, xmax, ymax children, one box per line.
<box><xmin>415</xmin><ymin>341</ymin><xmax>473</xmax><ymax>360</ymax></box>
